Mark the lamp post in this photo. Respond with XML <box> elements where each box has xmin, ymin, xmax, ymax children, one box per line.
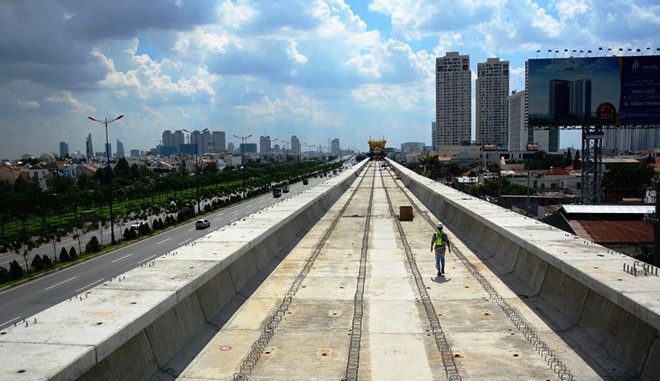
<box><xmin>88</xmin><ymin>114</ymin><xmax>124</xmax><ymax>244</ymax></box>
<box><xmin>233</xmin><ymin>134</ymin><xmax>252</xmax><ymax>195</ymax></box>
<box><xmin>183</xmin><ymin>128</ymin><xmax>208</xmax><ymax>215</ymax></box>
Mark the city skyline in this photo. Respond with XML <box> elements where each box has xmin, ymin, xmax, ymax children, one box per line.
<box><xmin>55</xmin><ymin>129</ymin><xmax>331</xmax><ymax>158</ymax></box>
<box><xmin>0</xmin><ymin>1</ymin><xmax>658</xmax><ymax>160</ymax></box>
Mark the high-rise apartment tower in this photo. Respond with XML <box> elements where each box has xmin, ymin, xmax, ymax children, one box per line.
<box><xmin>476</xmin><ymin>57</ymin><xmax>509</xmax><ymax>147</ymax></box>
<box><xmin>435</xmin><ymin>52</ymin><xmax>471</xmax><ymax>146</ymax></box>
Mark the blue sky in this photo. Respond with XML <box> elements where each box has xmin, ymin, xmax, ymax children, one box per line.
<box><xmin>0</xmin><ymin>0</ymin><xmax>658</xmax><ymax>159</ymax></box>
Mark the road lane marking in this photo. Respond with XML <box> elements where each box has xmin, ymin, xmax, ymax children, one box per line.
<box><xmin>188</xmin><ymin>228</ymin><xmax>195</xmax><ymax>231</ymax></box>
<box><xmin>179</xmin><ymin>239</ymin><xmax>191</xmax><ymax>245</ymax></box>
<box><xmin>45</xmin><ymin>277</ymin><xmax>76</xmax><ymax>291</ymax></box>
<box><xmin>0</xmin><ymin>316</ymin><xmax>21</xmax><ymax>329</ymax></box>
<box><xmin>76</xmin><ymin>279</ymin><xmax>105</xmax><ymax>293</ymax></box>
<box><xmin>138</xmin><ymin>255</ymin><xmax>156</xmax><ymax>264</ymax></box>
<box><xmin>112</xmin><ymin>253</ymin><xmax>134</xmax><ymax>263</ymax></box>
<box><xmin>156</xmin><ymin>238</ymin><xmax>171</xmax><ymax>245</ymax></box>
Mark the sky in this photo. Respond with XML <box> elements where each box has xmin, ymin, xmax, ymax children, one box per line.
<box><xmin>0</xmin><ymin>0</ymin><xmax>658</xmax><ymax>160</ymax></box>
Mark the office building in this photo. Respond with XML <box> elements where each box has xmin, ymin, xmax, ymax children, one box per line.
<box><xmin>116</xmin><ymin>140</ymin><xmax>125</xmax><ymax>158</ymax></box>
<box><xmin>59</xmin><ymin>141</ymin><xmax>69</xmax><ymax>157</ymax></box>
<box><xmin>85</xmin><ymin>133</ymin><xmax>94</xmax><ymax>158</ymax></box>
<box><xmin>401</xmin><ymin>142</ymin><xmax>424</xmax><ymax>153</ymax></box>
<box><xmin>240</xmin><ymin>143</ymin><xmax>257</xmax><ymax>153</ymax></box>
<box><xmin>130</xmin><ymin>149</ymin><xmax>140</xmax><ymax>157</ymax></box>
<box><xmin>435</xmin><ymin>52</ymin><xmax>471</xmax><ymax>146</ymax></box>
<box><xmin>201</xmin><ymin>130</ymin><xmax>211</xmax><ymax>154</ymax></box>
<box><xmin>212</xmin><ymin>131</ymin><xmax>226</xmax><ymax>153</ymax></box>
<box><xmin>259</xmin><ymin>136</ymin><xmax>271</xmax><ymax>154</ymax></box>
<box><xmin>476</xmin><ymin>57</ymin><xmax>509</xmax><ymax>147</ymax></box>
<box><xmin>508</xmin><ymin>90</ymin><xmax>558</xmax><ymax>153</ymax></box>
<box><xmin>331</xmin><ymin>138</ymin><xmax>340</xmax><ymax>157</ymax></box>
<box><xmin>605</xmin><ymin>128</ymin><xmax>660</xmax><ymax>152</ymax></box>
<box><xmin>290</xmin><ymin>136</ymin><xmax>301</xmax><ymax>155</ymax></box>
<box><xmin>227</xmin><ymin>142</ymin><xmax>235</xmax><ymax>152</ymax></box>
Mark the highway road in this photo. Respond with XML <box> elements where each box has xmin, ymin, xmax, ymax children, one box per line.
<box><xmin>0</xmin><ymin>175</ymin><xmax>331</xmax><ymax>330</ymax></box>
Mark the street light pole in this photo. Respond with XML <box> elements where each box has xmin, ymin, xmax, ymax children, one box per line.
<box><xmin>88</xmin><ymin>114</ymin><xmax>124</xmax><ymax>245</ymax></box>
<box><xmin>183</xmin><ymin>128</ymin><xmax>208</xmax><ymax>215</ymax></box>
<box><xmin>233</xmin><ymin>134</ymin><xmax>252</xmax><ymax>196</ymax></box>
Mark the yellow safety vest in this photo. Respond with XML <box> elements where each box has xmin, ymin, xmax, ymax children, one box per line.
<box><xmin>435</xmin><ymin>231</ymin><xmax>445</xmax><ymax>247</ymax></box>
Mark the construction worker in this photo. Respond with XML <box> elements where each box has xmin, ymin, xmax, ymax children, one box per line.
<box><xmin>430</xmin><ymin>223</ymin><xmax>451</xmax><ymax>276</ymax></box>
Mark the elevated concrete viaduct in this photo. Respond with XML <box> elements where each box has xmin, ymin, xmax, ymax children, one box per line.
<box><xmin>0</xmin><ymin>159</ymin><xmax>658</xmax><ymax>381</ymax></box>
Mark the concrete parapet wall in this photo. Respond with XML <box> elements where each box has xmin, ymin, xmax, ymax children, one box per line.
<box><xmin>388</xmin><ymin>159</ymin><xmax>660</xmax><ymax>381</ymax></box>
<box><xmin>0</xmin><ymin>160</ymin><xmax>367</xmax><ymax>381</ymax></box>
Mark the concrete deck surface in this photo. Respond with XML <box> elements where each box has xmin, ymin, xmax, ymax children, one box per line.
<box><xmin>175</xmin><ymin>164</ymin><xmax>603</xmax><ymax>381</ymax></box>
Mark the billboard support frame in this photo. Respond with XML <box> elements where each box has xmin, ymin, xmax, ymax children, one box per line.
<box><xmin>581</xmin><ymin>125</ymin><xmax>603</xmax><ymax>205</ymax></box>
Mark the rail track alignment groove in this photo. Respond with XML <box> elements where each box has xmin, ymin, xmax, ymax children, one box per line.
<box><xmin>386</xmin><ymin>167</ymin><xmax>575</xmax><ymax>381</ymax></box>
<box><xmin>233</xmin><ymin>164</ymin><xmax>371</xmax><ymax>380</ymax></box>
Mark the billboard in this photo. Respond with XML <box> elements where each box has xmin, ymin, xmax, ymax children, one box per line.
<box><xmin>526</xmin><ymin>56</ymin><xmax>660</xmax><ymax>127</ymax></box>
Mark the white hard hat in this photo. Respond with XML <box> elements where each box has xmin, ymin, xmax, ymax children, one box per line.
<box><xmin>437</xmin><ymin>223</ymin><xmax>443</xmax><ymax>229</ymax></box>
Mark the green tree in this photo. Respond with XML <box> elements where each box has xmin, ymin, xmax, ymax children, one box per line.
<box><xmin>85</xmin><ymin>236</ymin><xmax>100</xmax><ymax>253</ymax></box>
<box><xmin>203</xmin><ymin>162</ymin><xmax>219</xmax><ymax>174</ymax></box>
<box><xmin>47</xmin><ymin>176</ymin><xmax>75</xmax><ymax>224</ymax></box>
<box><xmin>13</xmin><ymin>176</ymin><xmax>41</xmax><ymax>231</ymax></box>
<box><xmin>113</xmin><ymin>157</ymin><xmax>133</xmax><ymax>187</ymax></box>
<box><xmin>470</xmin><ymin>178</ymin><xmax>533</xmax><ymax>197</ymax></box>
<box><xmin>42</xmin><ymin>254</ymin><xmax>53</xmax><ymax>268</ymax></box>
<box><xmin>9</xmin><ymin>260</ymin><xmax>22</xmax><ymax>280</ymax></box>
<box><xmin>0</xmin><ymin>187</ymin><xmax>15</xmax><ymax>239</ymax></box>
<box><xmin>562</xmin><ymin>148</ymin><xmax>573</xmax><ymax>167</ymax></box>
<box><xmin>31</xmin><ymin>254</ymin><xmax>45</xmax><ymax>272</ymax></box>
<box><xmin>524</xmin><ymin>150</ymin><xmax>565</xmax><ymax>170</ymax></box>
<box><xmin>573</xmin><ymin>150</ymin><xmax>581</xmax><ymax>170</ymax></box>
<box><xmin>602</xmin><ymin>162</ymin><xmax>655</xmax><ymax>197</ymax></box>
<box><xmin>0</xmin><ymin>266</ymin><xmax>10</xmax><ymax>283</ymax></box>
<box><xmin>59</xmin><ymin>247</ymin><xmax>71</xmax><ymax>262</ymax></box>
<box><xmin>11</xmin><ymin>237</ymin><xmax>35</xmax><ymax>274</ymax></box>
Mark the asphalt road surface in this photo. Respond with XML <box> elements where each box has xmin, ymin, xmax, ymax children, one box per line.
<box><xmin>0</xmin><ymin>175</ymin><xmax>331</xmax><ymax>330</ymax></box>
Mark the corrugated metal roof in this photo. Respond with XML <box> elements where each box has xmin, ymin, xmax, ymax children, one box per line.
<box><xmin>602</xmin><ymin>157</ymin><xmax>640</xmax><ymax>164</ymax></box>
<box><xmin>562</xmin><ymin>205</ymin><xmax>654</xmax><ymax>214</ymax></box>
<box><xmin>573</xmin><ymin>220</ymin><xmax>653</xmax><ymax>244</ymax></box>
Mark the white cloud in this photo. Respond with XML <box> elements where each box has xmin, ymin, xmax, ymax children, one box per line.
<box><xmin>17</xmin><ymin>99</ymin><xmax>39</xmax><ymax>108</ymax></box>
<box><xmin>45</xmin><ymin>91</ymin><xmax>94</xmax><ymax>114</ymax></box>
<box><xmin>552</xmin><ymin>0</ymin><xmax>591</xmax><ymax>19</ymax></box>
<box><xmin>0</xmin><ymin>0</ymin><xmax>656</xmax><ymax>158</ymax></box>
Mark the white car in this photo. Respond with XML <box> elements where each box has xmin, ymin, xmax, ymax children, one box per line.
<box><xmin>130</xmin><ymin>221</ymin><xmax>147</xmax><ymax>231</ymax></box>
<box><xmin>195</xmin><ymin>219</ymin><xmax>210</xmax><ymax>229</ymax></box>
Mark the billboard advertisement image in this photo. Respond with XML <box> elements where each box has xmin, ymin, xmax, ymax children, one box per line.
<box><xmin>527</xmin><ymin>56</ymin><xmax>660</xmax><ymax>127</ymax></box>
